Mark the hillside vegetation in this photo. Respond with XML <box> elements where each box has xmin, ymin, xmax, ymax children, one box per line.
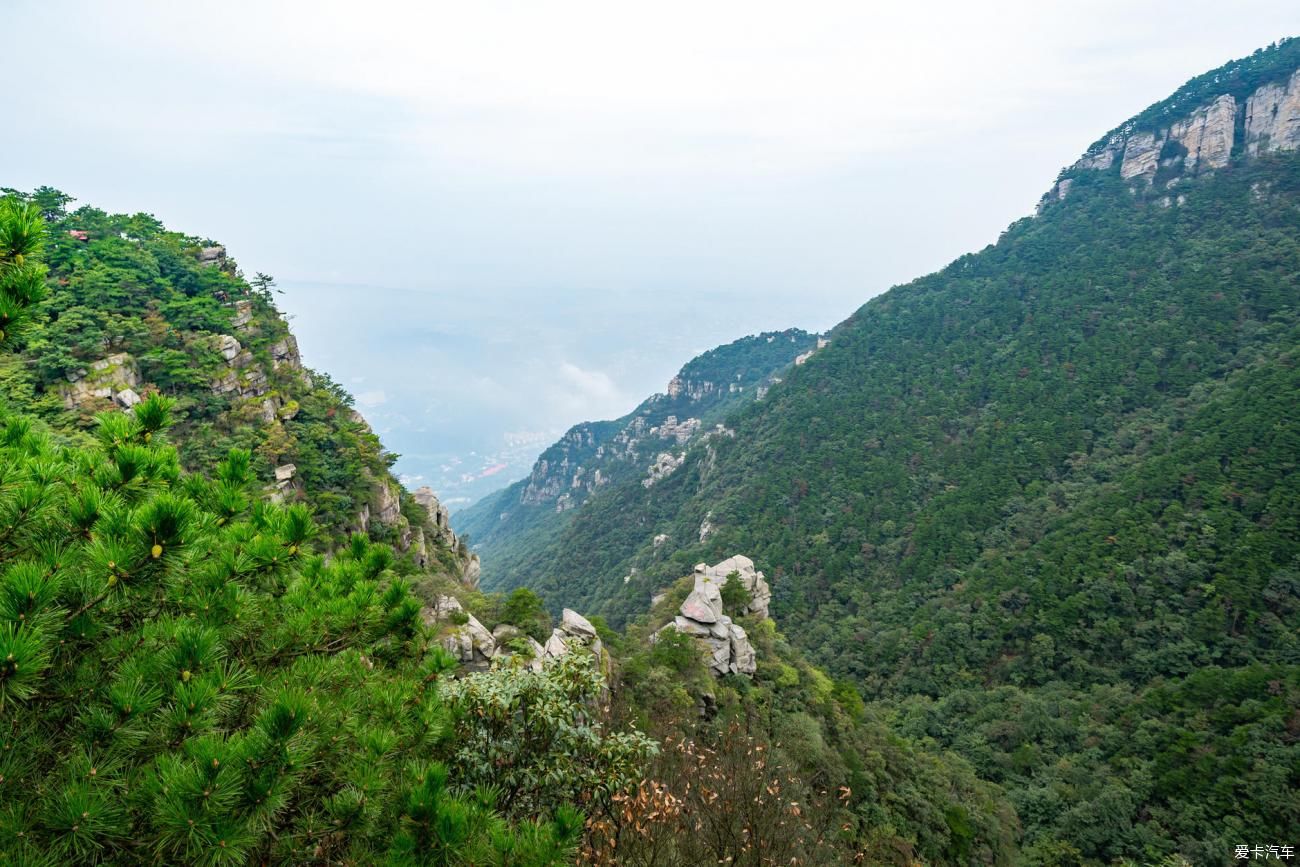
<box><xmin>456</xmin><ymin>328</ymin><xmax>819</xmax><ymax>589</ymax></box>
<box><xmin>0</xmin><ymin>193</ymin><xmax>1022</xmax><ymax>864</ymax></box>
<box><xmin>465</xmin><ymin>41</ymin><xmax>1300</xmax><ymax>863</ymax></box>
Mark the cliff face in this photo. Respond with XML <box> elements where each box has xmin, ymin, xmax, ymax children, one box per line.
<box><xmin>1051</xmin><ymin>46</ymin><xmax>1300</xmax><ymax>202</ymax></box>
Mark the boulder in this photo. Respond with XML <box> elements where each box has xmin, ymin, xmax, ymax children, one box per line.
<box><xmin>696</xmin><ymin>555</ymin><xmax>771</xmax><ymax>620</ymax></box>
<box><xmin>216</xmin><ymin>334</ymin><xmax>242</xmax><ymax>362</ymax></box>
<box><xmin>424</xmin><ymin>595</ymin><xmax>495</xmax><ymax>667</ymax></box>
<box><xmin>561</xmin><ymin>608</ymin><xmax>597</xmax><ymax>639</ymax></box>
<box><xmin>197</xmin><ymin>245</ymin><xmax>226</xmax><ymax>265</ymax></box>
<box><xmin>654</xmin><ymin>555</ymin><xmax>771</xmax><ymax>679</ymax></box>
<box><xmin>114</xmin><ymin>388</ymin><xmax>142</xmax><ymax>409</ymax></box>
<box><xmin>274</xmin><ymin>464</ymin><xmax>297</xmax><ymax>482</ymax></box>
<box><xmin>61</xmin><ymin>353</ymin><xmax>140</xmax><ymax>409</ymax></box>
<box><xmin>543</xmin><ymin>629</ymin><xmax>569</xmax><ymax>659</ymax></box>
<box><xmin>680</xmin><ymin>588</ymin><xmax>721</xmax><ymax>623</ymax></box>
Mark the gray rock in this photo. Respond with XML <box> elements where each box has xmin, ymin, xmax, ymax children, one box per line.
<box><xmin>729</xmin><ymin>623</ymin><xmax>756</xmax><ymax>676</ymax></box>
<box><xmin>232</xmin><ymin>299</ymin><xmax>254</xmax><ymax>330</ymax></box>
<box><xmin>1245</xmin><ymin>68</ymin><xmax>1300</xmax><ymax>156</ymax></box>
<box><xmin>197</xmin><ymin>245</ymin><xmax>226</xmax><ymax>265</ymax></box>
<box><xmin>561</xmin><ymin>608</ymin><xmax>597</xmax><ymax>639</ymax></box>
<box><xmin>114</xmin><ymin>388</ymin><xmax>142</xmax><ymax>409</ymax></box>
<box><xmin>274</xmin><ymin>464</ymin><xmax>297</xmax><ymax>482</ymax></box>
<box><xmin>1120</xmin><ymin>131</ymin><xmax>1162</xmax><ymax>181</ymax></box>
<box><xmin>680</xmin><ymin>589</ymin><xmax>721</xmax><ymax>623</ymax></box>
<box><xmin>543</xmin><ymin>629</ymin><xmax>569</xmax><ymax>659</ymax></box>
<box><xmin>216</xmin><ymin>334</ymin><xmax>242</xmax><ymax>362</ymax></box>
<box><xmin>671</xmin><ymin>615</ymin><xmax>713</xmax><ymax>637</ymax></box>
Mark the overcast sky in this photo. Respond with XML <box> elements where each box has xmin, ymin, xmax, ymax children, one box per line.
<box><xmin>5</xmin><ymin>1</ymin><xmax>1297</xmax><ymax>503</ymax></box>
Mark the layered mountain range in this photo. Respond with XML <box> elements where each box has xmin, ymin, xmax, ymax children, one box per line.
<box><xmin>461</xmin><ymin>38</ymin><xmax>1300</xmax><ymax>862</ymax></box>
<box><xmin>454</xmin><ymin>328</ymin><xmax>821</xmax><ymax>587</ymax></box>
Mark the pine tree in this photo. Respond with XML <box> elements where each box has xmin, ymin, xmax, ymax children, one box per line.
<box><xmin>0</xmin><ymin>196</ymin><xmax>48</xmax><ymax>347</ymax></box>
<box><xmin>0</xmin><ymin>204</ymin><xmax>611</xmax><ymax>865</ymax></box>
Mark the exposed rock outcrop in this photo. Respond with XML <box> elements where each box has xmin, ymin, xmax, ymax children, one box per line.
<box><xmin>653</xmin><ymin>555</ymin><xmax>766</xmax><ymax>678</ymax></box>
<box><xmin>197</xmin><ymin>245</ymin><xmax>226</xmax><ymax>266</ymax></box>
<box><xmin>424</xmin><ymin>595</ymin><xmax>495</xmax><ymax>670</ymax></box>
<box><xmin>1245</xmin><ymin>68</ymin><xmax>1300</xmax><ymax>156</ymax></box>
<box><xmin>269</xmin><ymin>463</ymin><xmax>302</xmax><ymax>505</ymax></box>
<box><xmin>461</xmin><ymin>553</ymin><xmax>481</xmax><ymax>589</ymax></box>
<box><xmin>210</xmin><ymin>334</ymin><xmax>270</xmax><ymax>399</ymax></box>
<box><xmin>1057</xmin><ymin>67</ymin><xmax>1300</xmax><ymax>202</ymax></box>
<box><xmin>540</xmin><ymin>608</ymin><xmax>609</xmax><ymax>677</ymax></box>
<box><xmin>61</xmin><ymin>353</ymin><xmax>141</xmax><ymax>409</ymax></box>
<box><xmin>642</xmin><ymin>452</ymin><xmax>684</xmax><ymax>487</ymax></box>
<box><xmin>694</xmin><ymin>555</ymin><xmax>772</xmax><ymax>620</ymax></box>
<box><xmin>413</xmin><ymin>485</ymin><xmax>458</xmax><ymax>547</ymax></box>
<box><xmin>1170</xmin><ymin>94</ymin><xmax>1236</xmax><ymax>176</ymax></box>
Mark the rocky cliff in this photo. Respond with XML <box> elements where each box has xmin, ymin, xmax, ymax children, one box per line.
<box><xmin>455</xmin><ymin>329</ymin><xmax>821</xmax><ymax>590</ymax></box>
<box><xmin>1049</xmin><ymin>42</ymin><xmax>1300</xmax><ymax>204</ymax></box>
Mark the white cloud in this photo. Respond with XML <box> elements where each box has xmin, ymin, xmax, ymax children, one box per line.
<box><xmin>354</xmin><ymin>390</ymin><xmax>388</xmax><ymax>408</ymax></box>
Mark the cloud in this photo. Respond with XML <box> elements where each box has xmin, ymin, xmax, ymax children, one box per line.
<box><xmin>354</xmin><ymin>390</ymin><xmax>388</xmax><ymax>408</ymax></box>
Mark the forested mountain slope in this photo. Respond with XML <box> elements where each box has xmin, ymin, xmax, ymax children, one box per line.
<box><xmin>455</xmin><ymin>329</ymin><xmax>819</xmax><ymax>589</ymax></box>
<box><xmin>0</xmin><ymin>192</ymin><xmax>1021</xmax><ymax>865</ymax></box>
<box><xmin>481</xmin><ymin>41</ymin><xmax>1300</xmax><ymax>862</ymax></box>
<box><xmin>0</xmin><ymin>188</ymin><xmax>473</xmax><ymax>580</ymax></box>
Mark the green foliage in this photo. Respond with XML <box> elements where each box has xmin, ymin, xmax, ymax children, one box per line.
<box><xmin>0</xmin><ymin>396</ymin><xmax>639</xmax><ymax>864</ymax></box>
<box><xmin>442</xmin><ymin>653</ymin><xmax>658</xmax><ymax>820</ymax></box>
<box><xmin>464</xmin><ymin>66</ymin><xmax>1300</xmax><ymax>862</ymax></box>
<box><xmin>0</xmin><ymin>228</ymin><xmax>645</xmax><ymax>864</ymax></box>
<box><xmin>500</xmin><ymin>587</ymin><xmax>552</xmax><ymax>641</ymax></box>
<box><xmin>0</xmin><ymin>197</ymin><xmax>49</xmax><ymax>347</ymax></box>
<box><xmin>719</xmin><ymin>569</ymin><xmax>752</xmax><ymax>616</ymax></box>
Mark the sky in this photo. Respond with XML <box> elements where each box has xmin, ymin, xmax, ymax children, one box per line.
<box><xmin>4</xmin><ymin>1</ymin><xmax>1297</xmax><ymax>504</ymax></box>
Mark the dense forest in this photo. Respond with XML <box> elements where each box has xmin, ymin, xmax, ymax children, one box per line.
<box><xmin>0</xmin><ymin>193</ymin><xmax>1022</xmax><ymax>864</ymax></box>
<box><xmin>5</xmin><ymin>36</ymin><xmax>1299</xmax><ymax>867</ymax></box>
<box><xmin>456</xmin><ymin>328</ymin><xmax>819</xmax><ymax>589</ymax></box>
<box><xmin>460</xmin><ymin>41</ymin><xmax>1300</xmax><ymax>864</ymax></box>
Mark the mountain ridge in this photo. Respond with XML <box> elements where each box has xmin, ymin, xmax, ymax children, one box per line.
<box><xmin>454</xmin><ymin>327</ymin><xmax>821</xmax><ymax>587</ymax></box>
<box><xmin>462</xmin><ymin>40</ymin><xmax>1300</xmax><ymax>862</ymax></box>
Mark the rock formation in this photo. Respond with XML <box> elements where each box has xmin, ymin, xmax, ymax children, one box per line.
<box><xmin>642</xmin><ymin>451</ymin><xmax>684</xmax><ymax>487</ymax></box>
<box><xmin>424</xmin><ymin>595</ymin><xmax>495</xmax><ymax>670</ymax></box>
<box><xmin>269</xmin><ymin>463</ymin><xmax>302</xmax><ymax>504</ymax></box>
<box><xmin>653</xmin><ymin>555</ymin><xmax>766</xmax><ymax>678</ymax></box>
<box><xmin>1245</xmin><ymin>68</ymin><xmax>1300</xmax><ymax>156</ymax></box>
<box><xmin>539</xmin><ymin>608</ymin><xmax>608</xmax><ymax>675</ymax></box>
<box><xmin>61</xmin><ymin>353</ymin><xmax>141</xmax><ymax>409</ymax></box>
<box><xmin>413</xmin><ymin>485</ymin><xmax>458</xmax><ymax>547</ymax></box>
<box><xmin>695</xmin><ymin>555</ymin><xmax>771</xmax><ymax>620</ymax></box>
<box><xmin>1055</xmin><ymin>68</ymin><xmax>1300</xmax><ymax>203</ymax></box>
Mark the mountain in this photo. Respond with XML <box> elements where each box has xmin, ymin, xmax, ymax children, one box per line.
<box><xmin>454</xmin><ymin>328</ymin><xmax>821</xmax><ymax>587</ymax></box>
<box><xmin>0</xmin><ymin>188</ymin><xmax>476</xmax><ymax>583</ymax></box>
<box><xmin>467</xmin><ymin>40</ymin><xmax>1300</xmax><ymax>862</ymax></box>
<box><xmin>0</xmin><ymin>192</ymin><xmax>1020</xmax><ymax>864</ymax></box>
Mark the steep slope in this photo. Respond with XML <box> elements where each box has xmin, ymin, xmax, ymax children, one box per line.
<box><xmin>0</xmin><ymin>188</ymin><xmax>474</xmax><ymax>583</ymax></box>
<box><xmin>481</xmin><ymin>40</ymin><xmax>1300</xmax><ymax>862</ymax></box>
<box><xmin>0</xmin><ymin>194</ymin><xmax>1021</xmax><ymax>865</ymax></box>
<box><xmin>454</xmin><ymin>329</ymin><xmax>820</xmax><ymax>589</ymax></box>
